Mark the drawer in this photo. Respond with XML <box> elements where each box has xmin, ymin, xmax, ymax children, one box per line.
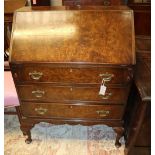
<box><xmin>17</xmin><ymin>85</ymin><xmax>130</xmax><ymax>104</ymax></box>
<box><xmin>13</xmin><ymin>65</ymin><xmax>132</xmax><ymax>85</ymax></box>
<box><xmin>20</xmin><ymin>102</ymin><xmax>124</xmax><ymax>119</ymax></box>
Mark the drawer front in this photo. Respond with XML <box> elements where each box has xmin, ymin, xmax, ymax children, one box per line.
<box><xmin>17</xmin><ymin>85</ymin><xmax>130</xmax><ymax>103</ymax></box>
<box><xmin>21</xmin><ymin>102</ymin><xmax>124</xmax><ymax>119</ymax></box>
<box><xmin>13</xmin><ymin>65</ymin><xmax>132</xmax><ymax>85</ymax></box>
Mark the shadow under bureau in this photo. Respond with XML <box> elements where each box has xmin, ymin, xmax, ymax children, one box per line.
<box><xmin>9</xmin><ymin>6</ymin><xmax>135</xmax><ymax>147</ymax></box>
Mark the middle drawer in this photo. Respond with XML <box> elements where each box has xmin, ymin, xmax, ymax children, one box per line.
<box><xmin>17</xmin><ymin>84</ymin><xmax>130</xmax><ymax>104</ymax></box>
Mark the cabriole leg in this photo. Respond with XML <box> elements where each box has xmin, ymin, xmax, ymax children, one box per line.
<box><xmin>113</xmin><ymin>127</ymin><xmax>124</xmax><ymax>148</ymax></box>
<box><xmin>20</xmin><ymin>124</ymin><xmax>34</xmax><ymax>144</ymax></box>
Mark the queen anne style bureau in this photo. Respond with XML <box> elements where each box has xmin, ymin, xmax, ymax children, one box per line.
<box><xmin>9</xmin><ymin>6</ymin><xmax>135</xmax><ymax>147</ymax></box>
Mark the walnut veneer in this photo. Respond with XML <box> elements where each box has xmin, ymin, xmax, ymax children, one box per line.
<box><xmin>9</xmin><ymin>6</ymin><xmax>135</xmax><ymax>147</ymax></box>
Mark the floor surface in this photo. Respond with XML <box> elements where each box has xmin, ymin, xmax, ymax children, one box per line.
<box><xmin>4</xmin><ymin>113</ymin><xmax>125</xmax><ymax>155</ymax></box>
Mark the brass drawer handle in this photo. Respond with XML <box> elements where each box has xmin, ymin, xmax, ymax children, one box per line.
<box><xmin>29</xmin><ymin>71</ymin><xmax>43</xmax><ymax>80</ymax></box>
<box><xmin>96</xmin><ymin>110</ymin><xmax>110</xmax><ymax>117</ymax></box>
<box><xmin>32</xmin><ymin>90</ymin><xmax>45</xmax><ymax>98</ymax></box>
<box><xmin>99</xmin><ymin>73</ymin><xmax>114</xmax><ymax>82</ymax></box>
<box><xmin>99</xmin><ymin>92</ymin><xmax>112</xmax><ymax>99</ymax></box>
<box><xmin>35</xmin><ymin>107</ymin><xmax>47</xmax><ymax>115</ymax></box>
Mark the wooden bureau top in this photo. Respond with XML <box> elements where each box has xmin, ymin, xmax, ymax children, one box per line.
<box><xmin>10</xmin><ymin>6</ymin><xmax>135</xmax><ymax>65</ymax></box>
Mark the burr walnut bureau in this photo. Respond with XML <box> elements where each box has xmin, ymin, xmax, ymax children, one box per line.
<box><xmin>9</xmin><ymin>6</ymin><xmax>135</xmax><ymax>147</ymax></box>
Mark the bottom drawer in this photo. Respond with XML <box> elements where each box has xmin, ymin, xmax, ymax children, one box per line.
<box><xmin>21</xmin><ymin>102</ymin><xmax>124</xmax><ymax>120</ymax></box>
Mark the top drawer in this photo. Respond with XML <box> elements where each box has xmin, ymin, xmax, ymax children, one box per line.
<box><xmin>11</xmin><ymin>64</ymin><xmax>133</xmax><ymax>85</ymax></box>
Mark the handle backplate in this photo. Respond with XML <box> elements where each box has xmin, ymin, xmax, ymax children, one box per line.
<box><xmin>99</xmin><ymin>72</ymin><xmax>114</xmax><ymax>82</ymax></box>
<box><xmin>29</xmin><ymin>71</ymin><xmax>43</xmax><ymax>80</ymax></box>
<box><xmin>99</xmin><ymin>92</ymin><xmax>112</xmax><ymax>99</ymax></box>
<box><xmin>96</xmin><ymin>110</ymin><xmax>110</xmax><ymax>117</ymax></box>
<box><xmin>35</xmin><ymin>107</ymin><xmax>47</xmax><ymax>115</ymax></box>
<box><xmin>32</xmin><ymin>90</ymin><xmax>45</xmax><ymax>98</ymax></box>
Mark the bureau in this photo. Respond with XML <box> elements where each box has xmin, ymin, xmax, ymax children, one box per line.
<box><xmin>9</xmin><ymin>6</ymin><xmax>135</xmax><ymax>147</ymax></box>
